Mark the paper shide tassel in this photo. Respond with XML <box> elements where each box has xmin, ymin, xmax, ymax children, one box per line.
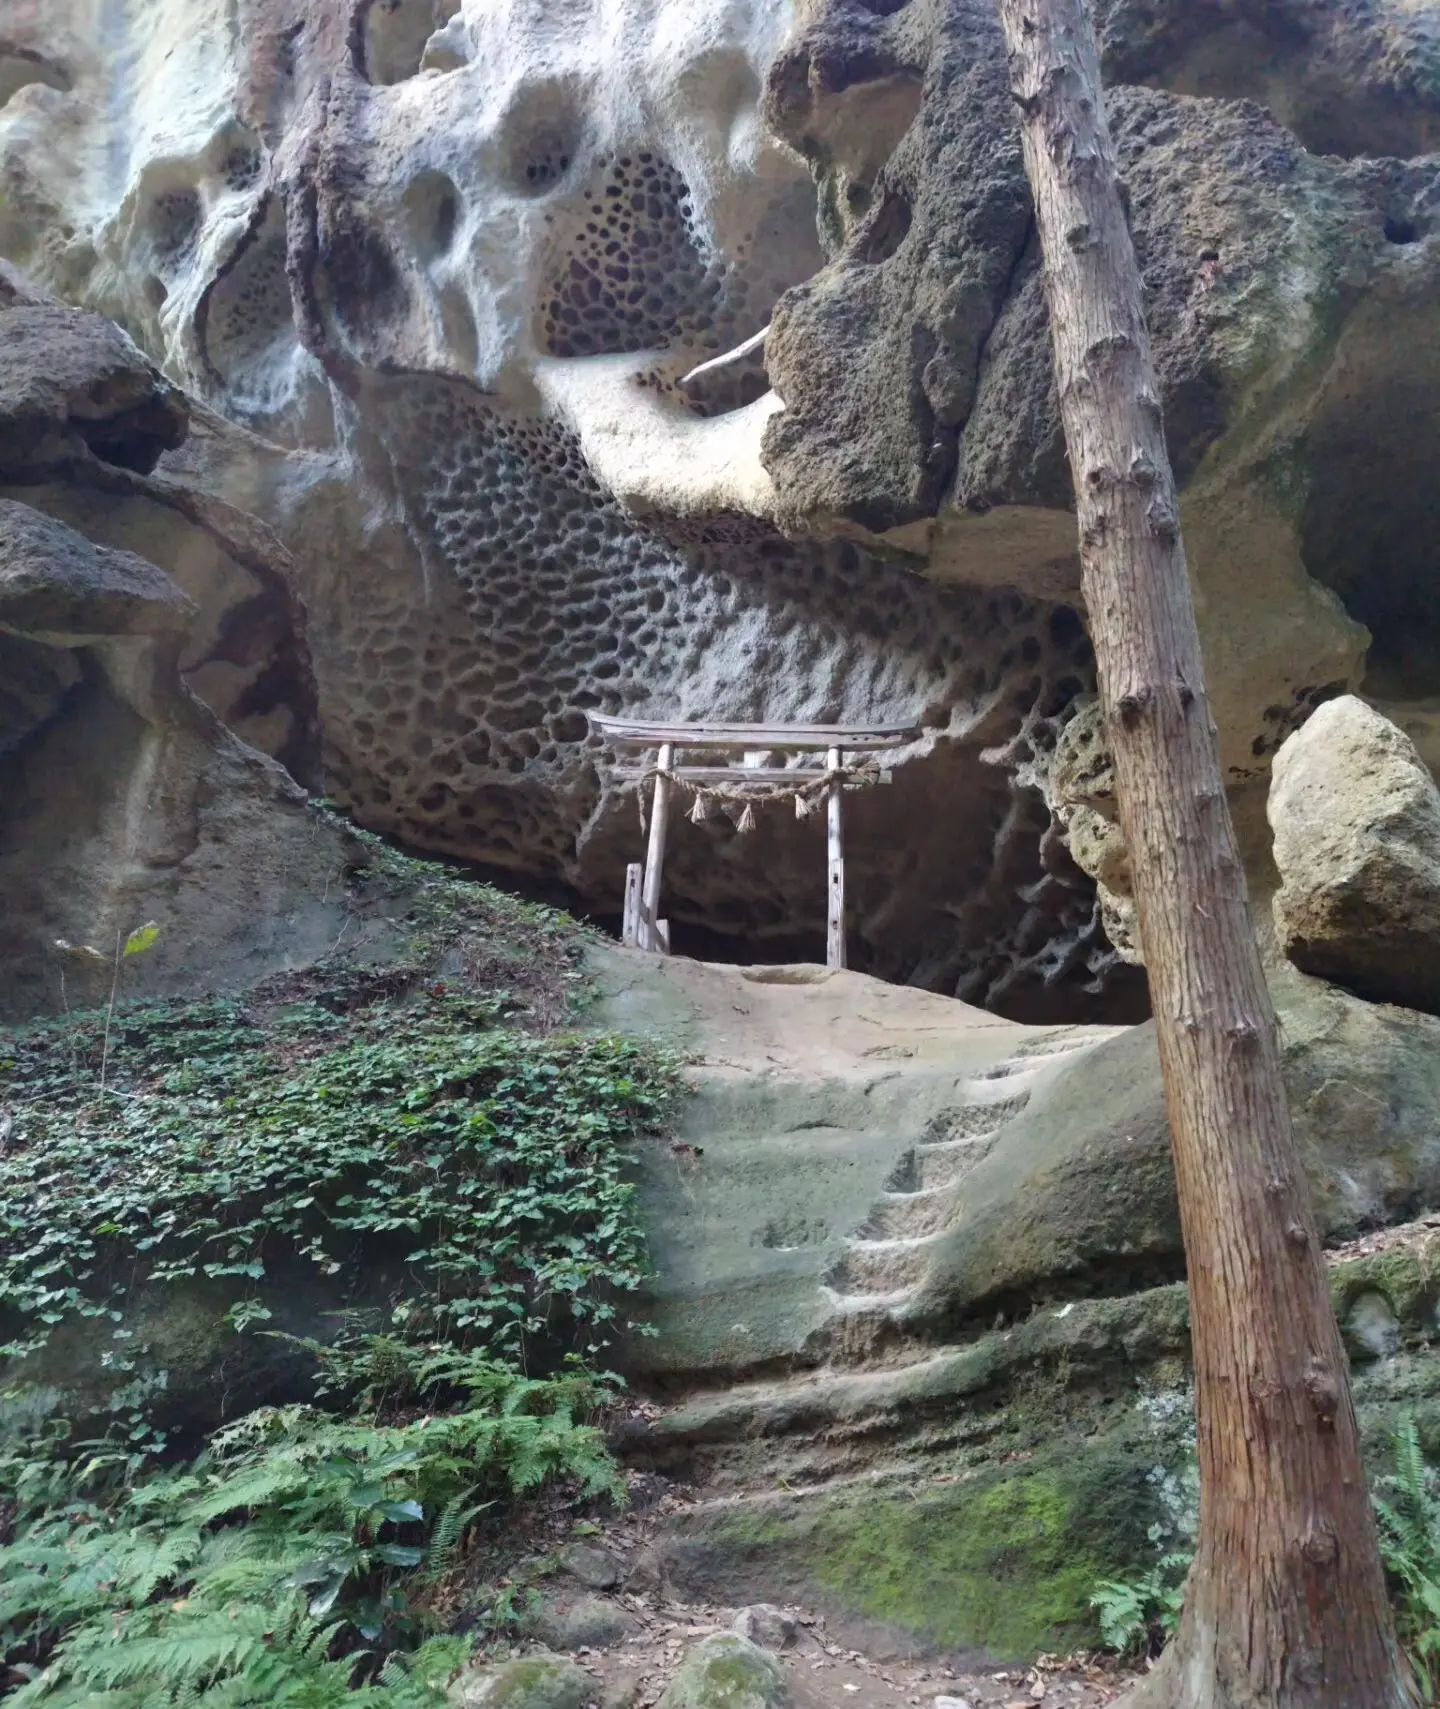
<box><xmin>794</xmin><ymin>793</ymin><xmax>813</xmax><ymax>820</ymax></box>
<box><xmin>736</xmin><ymin>802</ymin><xmax>756</xmax><ymax>835</ymax></box>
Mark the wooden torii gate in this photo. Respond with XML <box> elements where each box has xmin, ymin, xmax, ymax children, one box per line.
<box><xmin>589</xmin><ymin>715</ymin><xmax>920</xmax><ymax>969</ymax></box>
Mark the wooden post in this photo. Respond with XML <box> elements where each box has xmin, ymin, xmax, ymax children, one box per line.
<box><xmin>826</xmin><ymin>745</ymin><xmax>845</xmax><ymax>970</ymax></box>
<box><xmin>640</xmin><ymin>742</ymin><xmax>674</xmax><ymax>953</ymax></box>
<box><xmin>621</xmin><ymin>863</ymin><xmax>643</xmax><ymax>949</ymax></box>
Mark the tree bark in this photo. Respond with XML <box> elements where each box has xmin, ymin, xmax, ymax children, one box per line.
<box><xmin>992</xmin><ymin>4</ymin><xmax>1419</xmax><ymax>1706</ymax></box>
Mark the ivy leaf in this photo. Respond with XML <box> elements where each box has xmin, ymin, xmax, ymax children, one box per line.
<box><xmin>123</xmin><ymin>923</ymin><xmax>162</xmax><ymax>958</ymax></box>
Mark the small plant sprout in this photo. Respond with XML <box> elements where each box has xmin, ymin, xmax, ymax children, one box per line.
<box><xmin>54</xmin><ymin>921</ymin><xmax>161</xmax><ymax>1097</ymax></box>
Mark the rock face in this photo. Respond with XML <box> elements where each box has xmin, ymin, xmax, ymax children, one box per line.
<box><xmin>601</xmin><ymin>952</ymin><xmax>1440</xmax><ymax>1381</ymax></box>
<box><xmin>602</xmin><ymin>952</ymin><xmax>1440</xmax><ymax>1656</ymax></box>
<box><xmin>1270</xmin><ymin>695</ymin><xmax>1440</xmax><ymax>1013</ymax></box>
<box><xmin>1045</xmin><ymin>699</ymin><xmax>1140</xmax><ymax>964</ymax></box>
<box><xmin>6</xmin><ymin>0</ymin><xmax>1439</xmax><ymax>1012</ymax></box>
<box><xmin>0</xmin><ymin>287</ymin><xmax>346</xmax><ymax>1018</ymax></box>
<box><xmin>7</xmin><ymin>0</ymin><xmax>1440</xmax><ymax>1665</ymax></box>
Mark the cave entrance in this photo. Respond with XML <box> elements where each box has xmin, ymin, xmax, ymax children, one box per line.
<box><xmin>590</xmin><ymin>713</ymin><xmax>921</xmax><ymax>969</ymax></box>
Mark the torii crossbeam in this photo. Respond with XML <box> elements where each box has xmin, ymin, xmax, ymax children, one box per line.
<box><xmin>589</xmin><ymin>715</ymin><xmax>920</xmax><ymax>968</ymax></box>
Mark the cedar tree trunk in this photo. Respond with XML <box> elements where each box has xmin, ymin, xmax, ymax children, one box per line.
<box><xmin>993</xmin><ymin>2</ymin><xmax>1419</xmax><ymax>1705</ymax></box>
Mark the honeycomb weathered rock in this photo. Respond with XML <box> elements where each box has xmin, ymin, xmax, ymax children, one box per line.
<box><xmin>5</xmin><ymin>0</ymin><xmax>1439</xmax><ymax>1016</ymax></box>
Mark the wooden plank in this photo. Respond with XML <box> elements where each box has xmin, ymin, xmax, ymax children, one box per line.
<box><xmin>656</xmin><ymin>919</ymin><xmax>671</xmax><ymax>955</ymax></box>
<box><xmin>589</xmin><ymin>714</ymin><xmax>919</xmax><ymax>752</ymax></box>
<box><xmin>621</xmin><ymin>862</ymin><xmax>643</xmax><ymax>948</ymax></box>
<box><xmin>639</xmin><ymin>742</ymin><xmax>673</xmax><ymax>952</ymax></box>
<box><xmin>612</xmin><ymin>764</ymin><xmax>892</xmax><ymax>786</ymax></box>
<box><xmin>679</xmin><ymin>324</ymin><xmax>769</xmax><ymax>388</ymax></box>
<box><xmin>826</xmin><ymin>745</ymin><xmax>846</xmax><ymax>970</ymax></box>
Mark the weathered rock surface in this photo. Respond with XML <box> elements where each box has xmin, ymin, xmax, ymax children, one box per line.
<box><xmin>7</xmin><ymin>0</ymin><xmax>1440</xmax><ymax>1664</ymax></box>
<box><xmin>0</xmin><ymin>292</ymin><xmax>344</xmax><ymax>1019</ymax></box>
<box><xmin>451</xmin><ymin>1653</ymin><xmax>592</xmax><ymax>1709</ymax></box>
<box><xmin>560</xmin><ymin>1542</ymin><xmax>624</xmax><ymax>1592</ymax></box>
<box><xmin>6</xmin><ymin>0</ymin><xmax>1436</xmax><ymax>1009</ymax></box>
<box><xmin>1270</xmin><ymin>695</ymin><xmax>1440</xmax><ymax>1013</ymax></box>
<box><xmin>1045</xmin><ymin>699</ymin><xmax>1139</xmax><ymax>964</ymax></box>
<box><xmin>531</xmin><ymin>1592</ymin><xmax>639</xmax><ymax>1652</ymax></box>
<box><xmin>0</xmin><ymin>305</ymin><xmax>187</xmax><ymax>476</ymax></box>
<box><xmin>590</xmin><ymin>949</ymin><xmax>1440</xmax><ymax>1378</ymax></box>
<box><xmin>655</xmin><ymin>1635</ymin><xmax>787</xmax><ymax>1709</ymax></box>
<box><xmin>730</xmin><ymin>1608</ymin><xmax>814</xmax><ymax>1656</ymax></box>
<box><xmin>0</xmin><ymin>499</ymin><xmax>194</xmax><ymax>640</ymax></box>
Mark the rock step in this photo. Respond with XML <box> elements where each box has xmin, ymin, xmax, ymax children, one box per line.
<box><xmin>1007</xmin><ymin>1025</ymin><xmax>1128</xmax><ymax>1061</ymax></box>
<box><xmin>818</xmin><ymin>1280</ymin><xmax>915</xmax><ymax>1319</ymax></box>
<box><xmin>825</xmin><ymin>1232</ymin><xmax>939</xmax><ymax>1295</ymax></box>
<box><xmin>881</xmin><ymin>1127</ymin><xmax>997</xmax><ymax>1196</ymax></box>
<box><xmin>819</xmin><ymin>1029</ymin><xmax>1122</xmax><ymax>1327</ymax></box>
<box><xmin>860</xmin><ymin>1183</ymin><xmax>966</xmax><ymax>1240</ymax></box>
<box><xmin>921</xmin><ymin>1090</ymin><xmax>1030</xmax><ymax>1141</ymax></box>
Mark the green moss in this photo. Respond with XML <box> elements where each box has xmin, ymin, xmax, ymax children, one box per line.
<box><xmin>658</xmin><ymin>1637</ymin><xmax>785</xmax><ymax>1709</ymax></box>
<box><xmin>696</xmin><ymin>1447</ymin><xmax>1158</xmax><ymax>1659</ymax></box>
<box><xmin>474</xmin><ymin>1655</ymin><xmax>589</xmax><ymax>1709</ymax></box>
<box><xmin>1331</xmin><ymin>1244</ymin><xmax>1437</xmax><ymax>1330</ymax></box>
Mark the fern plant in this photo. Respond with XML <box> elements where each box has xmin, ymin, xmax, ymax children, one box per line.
<box><xmin>1090</xmin><ymin>1554</ymin><xmax>1190</xmax><ymax>1657</ymax></box>
<box><xmin>0</xmin><ymin>1358</ymin><xmax>621</xmax><ymax>1705</ymax></box>
<box><xmin>1374</xmin><ymin>1414</ymin><xmax>1440</xmax><ymax>1702</ymax></box>
<box><xmin>1089</xmin><ymin>1414</ymin><xmax>1440</xmax><ymax>1693</ymax></box>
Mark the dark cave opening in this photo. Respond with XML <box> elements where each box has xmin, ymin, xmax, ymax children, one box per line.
<box><xmin>1300</xmin><ymin>301</ymin><xmax>1440</xmax><ymax>704</ymax></box>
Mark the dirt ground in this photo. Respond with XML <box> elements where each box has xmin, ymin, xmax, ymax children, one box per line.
<box><xmin>477</xmin><ymin>1462</ymin><xmax>1140</xmax><ymax>1709</ymax></box>
<box><xmin>574</xmin><ymin>1603</ymin><xmax>1139</xmax><ymax>1709</ymax></box>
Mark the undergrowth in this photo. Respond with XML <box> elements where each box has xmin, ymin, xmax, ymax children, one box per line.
<box><xmin>0</xmin><ymin>844</ymin><xmax>679</xmax><ymax>1441</ymax></box>
<box><xmin>1092</xmin><ymin>1413</ymin><xmax>1440</xmax><ymax>1696</ymax></box>
<box><xmin>0</xmin><ymin>1355</ymin><xmax>620</xmax><ymax>1703</ymax></box>
<box><xmin>0</xmin><ymin>997</ymin><xmax>672</xmax><ymax>1409</ymax></box>
<box><xmin>0</xmin><ymin>844</ymin><xmax>681</xmax><ymax>1700</ymax></box>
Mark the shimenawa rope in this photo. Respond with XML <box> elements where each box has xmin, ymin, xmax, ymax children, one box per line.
<box><xmin>634</xmin><ymin>761</ymin><xmax>887</xmax><ymax>836</ymax></box>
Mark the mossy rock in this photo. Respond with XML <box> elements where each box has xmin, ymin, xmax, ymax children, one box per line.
<box><xmin>656</xmin><ymin>1443</ymin><xmax>1160</xmax><ymax>1660</ymax></box>
<box><xmin>656</xmin><ymin>1635</ymin><xmax>787</xmax><ymax>1709</ymax></box>
<box><xmin>451</xmin><ymin>1652</ymin><xmax>591</xmax><ymax>1709</ymax></box>
<box><xmin>1330</xmin><ymin>1237</ymin><xmax>1440</xmax><ymax>1333</ymax></box>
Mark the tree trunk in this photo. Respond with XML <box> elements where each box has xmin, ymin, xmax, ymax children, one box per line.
<box><xmin>992</xmin><ymin>4</ymin><xmax>1419</xmax><ymax>1706</ymax></box>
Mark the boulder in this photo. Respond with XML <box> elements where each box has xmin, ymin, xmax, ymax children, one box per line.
<box><xmin>531</xmin><ymin>1593</ymin><xmax>639</xmax><ymax>1652</ymax></box>
<box><xmin>450</xmin><ymin>1653</ymin><xmax>592</xmax><ymax>1709</ymax></box>
<box><xmin>0</xmin><ymin>305</ymin><xmax>187</xmax><ymax>477</ymax></box>
<box><xmin>1270</xmin><ymin>696</ymin><xmax>1440</xmax><ymax>1013</ymax></box>
<box><xmin>0</xmin><ymin>498</ymin><xmax>194</xmax><ymax>641</ymax></box>
<box><xmin>655</xmin><ymin>1635</ymin><xmax>787</xmax><ymax>1709</ymax></box>
<box><xmin>559</xmin><ymin>1543</ymin><xmax>622</xmax><ymax>1591</ymax></box>
<box><xmin>730</xmin><ymin>1607</ymin><xmax>815</xmax><ymax>1655</ymax></box>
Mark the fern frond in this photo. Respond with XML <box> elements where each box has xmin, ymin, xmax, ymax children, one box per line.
<box><xmin>64</xmin><ymin>1606</ymin><xmax>270</xmax><ymax>1690</ymax></box>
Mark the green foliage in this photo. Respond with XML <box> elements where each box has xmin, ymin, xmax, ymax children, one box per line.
<box><xmin>1091</xmin><ymin>1415</ymin><xmax>1440</xmax><ymax>1688</ymax></box>
<box><xmin>123</xmin><ymin>923</ymin><xmax>162</xmax><ymax>958</ymax></box>
<box><xmin>1374</xmin><ymin>1415</ymin><xmax>1440</xmax><ymax>1702</ymax></box>
<box><xmin>0</xmin><ymin>852</ymin><xmax>663</xmax><ymax>1701</ymax></box>
<box><xmin>1089</xmin><ymin>1556</ymin><xmax>1189</xmax><ymax>1657</ymax></box>
<box><xmin>0</xmin><ymin>1360</ymin><xmax>618</xmax><ymax>1705</ymax></box>
<box><xmin>0</xmin><ymin>977</ymin><xmax>678</xmax><ymax>1429</ymax></box>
